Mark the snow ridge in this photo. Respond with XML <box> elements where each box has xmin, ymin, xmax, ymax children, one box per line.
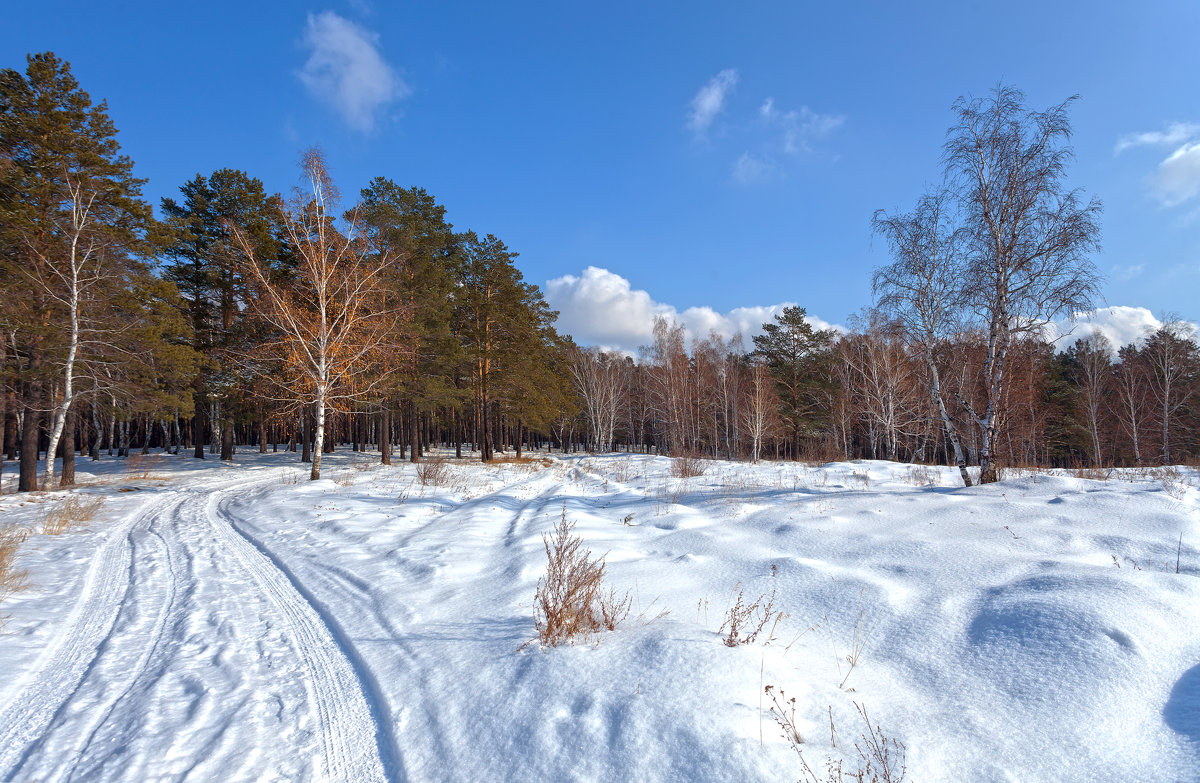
<box><xmin>0</xmin><ymin>490</ymin><xmax>167</xmax><ymax>778</ymax></box>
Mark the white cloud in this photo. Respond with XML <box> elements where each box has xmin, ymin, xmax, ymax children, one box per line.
<box><xmin>1110</xmin><ymin>262</ymin><xmax>1145</xmax><ymax>282</ymax></box>
<box><xmin>1047</xmin><ymin>306</ymin><xmax>1196</xmax><ymax>352</ymax></box>
<box><xmin>760</xmin><ymin>98</ymin><xmax>844</xmax><ymax>155</ymax></box>
<box><xmin>1154</xmin><ymin>142</ymin><xmax>1200</xmax><ymax>207</ymax></box>
<box><xmin>1115</xmin><ymin>122</ymin><xmax>1200</xmax><ymax>153</ymax></box>
<box><xmin>688</xmin><ymin>69</ymin><xmax>739</xmax><ymax>136</ymax></box>
<box><xmin>1116</xmin><ymin>122</ymin><xmax>1200</xmax><ymax>207</ymax></box>
<box><xmin>544</xmin><ymin>266</ymin><xmax>838</xmax><ymax>354</ymax></box>
<box><xmin>732</xmin><ymin>152</ymin><xmax>774</xmax><ymax>184</ymax></box>
<box><xmin>298</xmin><ymin>11</ymin><xmax>408</xmax><ymax>132</ymax></box>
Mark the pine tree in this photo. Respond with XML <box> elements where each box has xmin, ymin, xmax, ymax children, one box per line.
<box><xmin>357</xmin><ymin>180</ymin><xmax>463</xmax><ymax>462</ymax></box>
<box><xmin>0</xmin><ymin>52</ymin><xmax>153</xmax><ymax>489</ymax></box>
<box><xmin>160</xmin><ymin>169</ymin><xmax>282</xmax><ymax>460</ymax></box>
<box><xmin>752</xmin><ymin>306</ymin><xmax>835</xmax><ymax>460</ymax></box>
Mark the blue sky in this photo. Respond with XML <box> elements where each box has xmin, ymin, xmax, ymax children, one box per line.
<box><xmin>5</xmin><ymin>1</ymin><xmax>1198</xmax><ymax>351</ymax></box>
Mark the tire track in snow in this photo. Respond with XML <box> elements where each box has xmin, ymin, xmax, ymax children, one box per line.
<box><xmin>204</xmin><ymin>487</ymin><xmax>394</xmax><ymax>782</ymax></box>
<box><xmin>0</xmin><ymin>490</ymin><xmax>177</xmax><ymax>780</ymax></box>
<box><xmin>49</xmin><ymin>499</ymin><xmax>188</xmax><ymax>782</ymax></box>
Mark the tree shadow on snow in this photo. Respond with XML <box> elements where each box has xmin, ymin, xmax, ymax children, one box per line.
<box><xmin>1165</xmin><ymin>663</ymin><xmax>1200</xmax><ymax>743</ymax></box>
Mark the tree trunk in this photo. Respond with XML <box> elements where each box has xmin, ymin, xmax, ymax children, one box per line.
<box><xmin>380</xmin><ymin>405</ymin><xmax>391</xmax><ymax>465</ymax></box>
<box><xmin>409</xmin><ymin>400</ymin><xmax>419</xmax><ymax>464</ymax></box>
<box><xmin>193</xmin><ymin>393</ymin><xmax>206</xmax><ymax>459</ymax></box>
<box><xmin>301</xmin><ymin>408</ymin><xmax>312</xmax><ymax>463</ymax></box>
<box><xmin>454</xmin><ymin>408</ymin><xmax>462</xmax><ymax>459</ymax></box>
<box><xmin>4</xmin><ymin>388</ymin><xmax>18</xmax><ymax>461</ymax></box>
<box><xmin>89</xmin><ymin>399</ymin><xmax>100</xmax><ymax>460</ymax></box>
<box><xmin>19</xmin><ymin>383</ymin><xmax>39</xmax><ymax>492</ymax></box>
<box><xmin>311</xmin><ymin>399</ymin><xmax>325</xmax><ymax>480</ymax></box>
<box><xmin>926</xmin><ymin>352</ymin><xmax>972</xmax><ymax>487</ymax></box>
<box><xmin>221</xmin><ymin>410</ymin><xmax>234</xmax><ymax>460</ymax></box>
<box><xmin>60</xmin><ymin>405</ymin><xmax>76</xmax><ymax>487</ymax></box>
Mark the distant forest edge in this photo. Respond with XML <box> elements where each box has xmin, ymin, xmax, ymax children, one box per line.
<box><xmin>2</xmin><ymin>52</ymin><xmax>1197</xmax><ymax>491</ymax></box>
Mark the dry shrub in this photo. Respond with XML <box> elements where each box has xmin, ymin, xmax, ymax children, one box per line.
<box><xmin>1074</xmin><ymin>466</ymin><xmax>1114</xmax><ymax>481</ymax></box>
<box><xmin>609</xmin><ymin>458</ymin><xmax>634</xmax><ymax>483</ymax></box>
<box><xmin>532</xmin><ymin>508</ymin><xmax>631</xmax><ymax>647</ymax></box>
<box><xmin>903</xmin><ymin>465</ymin><xmax>938</xmax><ymax>487</ymax></box>
<box><xmin>126</xmin><ymin>453</ymin><xmax>167</xmax><ymax>480</ymax></box>
<box><xmin>670</xmin><ymin>453</ymin><xmax>706</xmax><ymax>479</ymax></box>
<box><xmin>0</xmin><ymin>526</ymin><xmax>31</xmax><ymax>628</ymax></box>
<box><xmin>720</xmin><ymin>584</ymin><xmax>785</xmax><ymax>646</ymax></box>
<box><xmin>766</xmin><ymin>688</ymin><xmax>907</xmax><ymax>783</ymax></box>
<box><xmin>39</xmin><ymin>494</ymin><xmax>104</xmax><ymax>536</ymax></box>
<box><xmin>416</xmin><ymin>457</ymin><xmax>449</xmax><ymax>487</ymax></box>
<box><xmin>490</xmin><ymin>454</ymin><xmax>553</xmax><ymax>468</ymax></box>
<box><xmin>1156</xmin><ymin>466</ymin><xmax>1190</xmax><ymax>500</ymax></box>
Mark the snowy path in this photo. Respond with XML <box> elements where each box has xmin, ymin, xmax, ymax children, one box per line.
<box><xmin>2</xmin><ymin>453</ymin><xmax>1199</xmax><ymax>782</ymax></box>
<box><xmin>0</xmin><ymin>470</ymin><xmax>389</xmax><ymax>783</ymax></box>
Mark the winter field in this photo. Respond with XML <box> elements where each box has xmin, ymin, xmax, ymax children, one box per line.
<box><xmin>0</xmin><ymin>451</ymin><xmax>1198</xmax><ymax>782</ymax></box>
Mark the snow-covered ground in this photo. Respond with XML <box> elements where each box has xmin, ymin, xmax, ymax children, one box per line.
<box><xmin>0</xmin><ymin>451</ymin><xmax>1198</xmax><ymax>782</ymax></box>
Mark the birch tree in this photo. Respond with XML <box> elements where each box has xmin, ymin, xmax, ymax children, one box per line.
<box><xmin>1141</xmin><ymin>321</ymin><xmax>1199</xmax><ymax>464</ymax></box>
<box><xmin>873</xmin><ymin>191</ymin><xmax>974</xmax><ymax>483</ymax></box>
<box><xmin>569</xmin><ymin>347</ymin><xmax>629</xmax><ymax>452</ymax></box>
<box><xmin>1066</xmin><ymin>331</ymin><xmax>1113</xmax><ymax>466</ymax></box>
<box><xmin>0</xmin><ymin>52</ymin><xmax>152</xmax><ymax>490</ymax></box>
<box><xmin>233</xmin><ymin>149</ymin><xmax>401</xmax><ymax>480</ymax></box>
<box><xmin>944</xmin><ymin>85</ymin><xmax>1102</xmax><ymax>483</ymax></box>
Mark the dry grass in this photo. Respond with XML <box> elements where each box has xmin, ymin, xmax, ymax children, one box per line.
<box><xmin>38</xmin><ymin>494</ymin><xmax>105</xmax><ymax>536</ymax></box>
<box><xmin>416</xmin><ymin>457</ymin><xmax>450</xmax><ymax>487</ymax></box>
<box><xmin>765</xmin><ymin>688</ymin><xmax>907</xmax><ymax>783</ymax></box>
<box><xmin>670</xmin><ymin>453</ymin><xmax>707</xmax><ymax>479</ymax></box>
<box><xmin>489</xmin><ymin>454</ymin><xmax>554</xmax><ymax>468</ymax></box>
<box><xmin>833</xmin><ymin>592</ymin><xmax>879</xmax><ymax>690</ymax></box>
<box><xmin>1155</xmin><ymin>466</ymin><xmax>1190</xmax><ymax>500</ymax></box>
<box><xmin>902</xmin><ymin>465</ymin><xmax>939</xmax><ymax>488</ymax></box>
<box><xmin>531</xmin><ymin>507</ymin><xmax>631</xmax><ymax>647</ymax></box>
<box><xmin>720</xmin><ymin>584</ymin><xmax>785</xmax><ymax>646</ymax></box>
<box><xmin>0</xmin><ymin>526</ymin><xmax>32</xmax><ymax>628</ymax></box>
<box><xmin>608</xmin><ymin>458</ymin><xmax>635</xmax><ymax>484</ymax></box>
<box><xmin>126</xmin><ymin>453</ymin><xmax>167</xmax><ymax>481</ymax></box>
<box><xmin>652</xmin><ymin>480</ymin><xmax>686</xmax><ymax>515</ymax></box>
<box><xmin>1072</xmin><ymin>466</ymin><xmax>1115</xmax><ymax>481</ymax></box>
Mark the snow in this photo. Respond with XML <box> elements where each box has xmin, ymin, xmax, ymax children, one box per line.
<box><xmin>1</xmin><ymin>452</ymin><xmax>1198</xmax><ymax>781</ymax></box>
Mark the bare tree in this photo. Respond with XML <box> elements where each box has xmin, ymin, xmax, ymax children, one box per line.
<box><xmin>233</xmin><ymin>149</ymin><xmax>401</xmax><ymax>480</ymax></box>
<box><xmin>714</xmin><ymin>333</ymin><xmax>745</xmax><ymax>459</ymax></box>
<box><xmin>873</xmin><ymin>190</ymin><xmax>975</xmax><ymax>484</ymax></box>
<box><xmin>1141</xmin><ymin>320</ymin><xmax>1199</xmax><ymax>464</ymax></box>
<box><xmin>644</xmin><ymin>318</ymin><xmax>692</xmax><ymax>455</ymax></box>
<box><xmin>944</xmin><ymin>85</ymin><xmax>1102</xmax><ymax>482</ymax></box>
<box><xmin>1069</xmin><ymin>330</ymin><xmax>1113</xmax><ymax>466</ymax></box>
<box><xmin>569</xmin><ymin>346</ymin><xmax>629</xmax><ymax>452</ymax></box>
<box><xmin>841</xmin><ymin>313</ymin><xmax>925</xmax><ymax>462</ymax></box>
<box><xmin>1111</xmin><ymin>345</ymin><xmax>1149</xmax><ymax>465</ymax></box>
<box><xmin>740</xmin><ymin>356</ymin><xmax>779</xmax><ymax>463</ymax></box>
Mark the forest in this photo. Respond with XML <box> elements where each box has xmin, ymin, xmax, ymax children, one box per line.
<box><xmin>2</xmin><ymin>52</ymin><xmax>1198</xmax><ymax>494</ymax></box>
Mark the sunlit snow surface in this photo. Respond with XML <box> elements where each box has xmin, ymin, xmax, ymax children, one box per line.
<box><xmin>0</xmin><ymin>452</ymin><xmax>1198</xmax><ymax>782</ymax></box>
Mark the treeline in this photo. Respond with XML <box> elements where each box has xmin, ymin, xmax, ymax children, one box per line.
<box><xmin>1</xmin><ymin>52</ymin><xmax>571</xmax><ymax>490</ymax></box>
<box><xmin>565</xmin><ymin>85</ymin><xmax>1199</xmax><ymax>482</ymax></box>
<box><xmin>567</xmin><ymin>310</ymin><xmax>1200</xmax><ymax>472</ymax></box>
<box><xmin>2</xmin><ymin>54</ymin><xmax>1196</xmax><ymax>492</ymax></box>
